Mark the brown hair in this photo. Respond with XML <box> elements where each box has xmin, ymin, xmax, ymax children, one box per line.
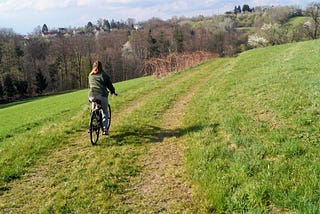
<box><xmin>90</xmin><ymin>61</ymin><xmax>103</xmax><ymax>75</ymax></box>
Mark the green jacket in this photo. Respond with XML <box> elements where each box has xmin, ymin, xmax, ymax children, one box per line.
<box><xmin>88</xmin><ymin>72</ymin><xmax>115</xmax><ymax>98</ymax></box>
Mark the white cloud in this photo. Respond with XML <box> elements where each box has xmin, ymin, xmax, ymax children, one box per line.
<box><xmin>0</xmin><ymin>0</ymin><xmax>31</xmax><ymax>11</ymax></box>
<box><xmin>250</xmin><ymin>0</ymin><xmax>313</xmax><ymax>7</ymax></box>
<box><xmin>0</xmin><ymin>0</ymin><xmax>313</xmax><ymax>34</ymax></box>
<box><xmin>0</xmin><ymin>0</ymin><xmax>74</xmax><ymax>11</ymax></box>
<box><xmin>0</xmin><ymin>0</ymin><xmax>150</xmax><ymax>11</ymax></box>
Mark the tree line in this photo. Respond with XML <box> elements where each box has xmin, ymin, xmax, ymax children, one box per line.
<box><xmin>0</xmin><ymin>3</ymin><xmax>319</xmax><ymax>103</ymax></box>
<box><xmin>0</xmin><ymin>15</ymin><xmax>245</xmax><ymax>103</ymax></box>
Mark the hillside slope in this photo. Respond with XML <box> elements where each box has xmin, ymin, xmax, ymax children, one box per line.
<box><xmin>1</xmin><ymin>39</ymin><xmax>320</xmax><ymax>213</ymax></box>
<box><xmin>184</xmin><ymin>40</ymin><xmax>320</xmax><ymax>212</ymax></box>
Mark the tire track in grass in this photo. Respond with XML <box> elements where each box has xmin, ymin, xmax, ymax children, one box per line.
<box><xmin>0</xmin><ymin>63</ymin><xmax>214</xmax><ymax>213</ymax></box>
<box><xmin>113</xmin><ymin>65</ymin><xmax>208</xmax><ymax>126</ymax></box>
<box><xmin>124</xmin><ymin>61</ymin><xmax>220</xmax><ymax>213</ymax></box>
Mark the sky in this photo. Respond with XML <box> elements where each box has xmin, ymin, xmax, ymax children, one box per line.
<box><xmin>0</xmin><ymin>0</ymin><xmax>315</xmax><ymax>35</ymax></box>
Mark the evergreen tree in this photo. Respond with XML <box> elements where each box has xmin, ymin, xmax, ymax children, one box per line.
<box><xmin>87</xmin><ymin>21</ymin><xmax>93</xmax><ymax>28</ymax></box>
<box><xmin>4</xmin><ymin>75</ymin><xmax>15</xmax><ymax>98</ymax></box>
<box><xmin>0</xmin><ymin>81</ymin><xmax>3</xmax><ymax>100</ymax></box>
<box><xmin>15</xmin><ymin>80</ymin><xmax>28</xmax><ymax>98</ymax></box>
<box><xmin>159</xmin><ymin>31</ymin><xmax>170</xmax><ymax>56</ymax></box>
<box><xmin>111</xmin><ymin>19</ymin><xmax>118</xmax><ymax>29</ymax></box>
<box><xmin>173</xmin><ymin>28</ymin><xmax>184</xmax><ymax>53</ymax></box>
<box><xmin>234</xmin><ymin>6</ymin><xmax>241</xmax><ymax>14</ymax></box>
<box><xmin>103</xmin><ymin>19</ymin><xmax>111</xmax><ymax>31</ymax></box>
<box><xmin>86</xmin><ymin>21</ymin><xmax>94</xmax><ymax>32</ymax></box>
<box><xmin>48</xmin><ymin>63</ymin><xmax>58</xmax><ymax>90</ymax></box>
<box><xmin>35</xmin><ymin>69</ymin><xmax>48</xmax><ymax>94</ymax></box>
<box><xmin>242</xmin><ymin>4</ymin><xmax>252</xmax><ymax>13</ymax></box>
<box><xmin>147</xmin><ymin>30</ymin><xmax>160</xmax><ymax>58</ymax></box>
<box><xmin>237</xmin><ymin>5</ymin><xmax>242</xmax><ymax>13</ymax></box>
<box><xmin>15</xmin><ymin>46</ymin><xmax>24</xmax><ymax>57</ymax></box>
<box><xmin>0</xmin><ymin>43</ymin><xmax>3</xmax><ymax>63</ymax></box>
<box><xmin>42</xmin><ymin>24</ymin><xmax>48</xmax><ymax>33</ymax></box>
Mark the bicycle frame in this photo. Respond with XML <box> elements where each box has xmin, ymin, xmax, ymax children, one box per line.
<box><xmin>91</xmin><ymin>99</ymin><xmax>102</xmax><ymax>111</ymax></box>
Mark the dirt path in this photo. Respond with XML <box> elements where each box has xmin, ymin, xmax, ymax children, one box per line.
<box><xmin>0</xmin><ymin>63</ymin><xmax>215</xmax><ymax>213</ymax></box>
<box><xmin>124</xmin><ymin>69</ymin><xmax>215</xmax><ymax>213</ymax></box>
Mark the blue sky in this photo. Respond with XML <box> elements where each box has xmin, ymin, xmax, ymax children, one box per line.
<box><xmin>0</xmin><ymin>0</ymin><xmax>314</xmax><ymax>35</ymax></box>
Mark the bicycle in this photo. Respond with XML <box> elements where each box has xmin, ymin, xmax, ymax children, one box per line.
<box><xmin>88</xmin><ymin>99</ymin><xmax>111</xmax><ymax>145</ymax></box>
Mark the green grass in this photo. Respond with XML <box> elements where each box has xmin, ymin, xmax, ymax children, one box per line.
<box><xmin>0</xmin><ymin>91</ymin><xmax>86</xmax><ymax>142</ymax></box>
<box><xmin>0</xmin><ymin>76</ymin><xmax>155</xmax><ymax>185</ymax></box>
<box><xmin>236</xmin><ymin>27</ymin><xmax>254</xmax><ymax>33</ymax></box>
<box><xmin>183</xmin><ymin>40</ymin><xmax>320</xmax><ymax>212</ymax></box>
<box><xmin>1</xmin><ymin>39</ymin><xmax>320</xmax><ymax>213</ymax></box>
<box><xmin>285</xmin><ymin>16</ymin><xmax>310</xmax><ymax>28</ymax></box>
<box><xmin>0</xmin><ymin>90</ymin><xmax>89</xmax><ymax>182</ymax></box>
<box><xmin>0</xmin><ymin>64</ymin><xmax>212</xmax><ymax>212</ymax></box>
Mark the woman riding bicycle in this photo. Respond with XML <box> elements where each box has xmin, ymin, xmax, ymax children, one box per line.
<box><xmin>88</xmin><ymin>60</ymin><xmax>117</xmax><ymax>135</ymax></box>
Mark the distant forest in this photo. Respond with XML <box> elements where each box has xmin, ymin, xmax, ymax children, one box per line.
<box><xmin>1</xmin><ymin>3</ymin><xmax>320</xmax><ymax>102</ymax></box>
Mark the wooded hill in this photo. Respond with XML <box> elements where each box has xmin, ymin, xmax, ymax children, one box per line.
<box><xmin>0</xmin><ymin>3</ymin><xmax>319</xmax><ymax>102</ymax></box>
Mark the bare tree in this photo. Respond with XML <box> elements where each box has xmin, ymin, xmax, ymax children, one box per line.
<box><xmin>306</xmin><ymin>2</ymin><xmax>320</xmax><ymax>39</ymax></box>
<box><xmin>70</xmin><ymin>35</ymin><xmax>88</xmax><ymax>88</ymax></box>
<box><xmin>50</xmin><ymin>37</ymin><xmax>72</xmax><ymax>90</ymax></box>
<box><xmin>96</xmin><ymin>30</ymin><xmax>128</xmax><ymax>82</ymax></box>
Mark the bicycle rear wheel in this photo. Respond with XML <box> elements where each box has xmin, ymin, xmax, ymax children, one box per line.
<box><xmin>89</xmin><ymin>111</ymin><xmax>100</xmax><ymax>145</ymax></box>
<box><xmin>106</xmin><ymin>104</ymin><xmax>112</xmax><ymax>130</ymax></box>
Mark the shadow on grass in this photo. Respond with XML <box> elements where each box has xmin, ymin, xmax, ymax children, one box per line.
<box><xmin>100</xmin><ymin>123</ymin><xmax>220</xmax><ymax>146</ymax></box>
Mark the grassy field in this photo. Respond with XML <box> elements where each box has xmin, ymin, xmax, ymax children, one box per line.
<box><xmin>285</xmin><ymin>16</ymin><xmax>310</xmax><ymax>28</ymax></box>
<box><xmin>0</xmin><ymin>90</ymin><xmax>90</xmax><ymax>182</ymax></box>
<box><xmin>1</xmin><ymin>39</ymin><xmax>320</xmax><ymax>213</ymax></box>
<box><xmin>183</xmin><ymin>40</ymin><xmax>320</xmax><ymax>212</ymax></box>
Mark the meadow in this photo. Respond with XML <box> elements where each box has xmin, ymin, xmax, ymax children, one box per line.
<box><xmin>183</xmin><ymin>40</ymin><xmax>320</xmax><ymax>212</ymax></box>
<box><xmin>1</xmin><ymin>39</ymin><xmax>320</xmax><ymax>213</ymax></box>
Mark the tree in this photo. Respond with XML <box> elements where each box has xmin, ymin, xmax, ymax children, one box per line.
<box><xmin>24</xmin><ymin>38</ymin><xmax>49</xmax><ymax>93</ymax></box>
<box><xmin>3</xmin><ymin>74</ymin><xmax>15</xmax><ymax>98</ymax></box>
<box><xmin>87</xmin><ymin>21</ymin><xmax>93</xmax><ymax>28</ymax></box>
<box><xmin>70</xmin><ymin>36</ymin><xmax>86</xmax><ymax>88</ymax></box>
<box><xmin>147</xmin><ymin>29</ymin><xmax>160</xmax><ymax>58</ymax></box>
<box><xmin>42</xmin><ymin>24</ymin><xmax>48</xmax><ymax>33</ymax></box>
<box><xmin>127</xmin><ymin>18</ymin><xmax>135</xmax><ymax>29</ymax></box>
<box><xmin>234</xmin><ymin>5</ymin><xmax>241</xmax><ymax>14</ymax></box>
<box><xmin>103</xmin><ymin>19</ymin><xmax>111</xmax><ymax>31</ymax></box>
<box><xmin>306</xmin><ymin>2</ymin><xmax>320</xmax><ymax>39</ymax></box>
<box><xmin>32</xmin><ymin>26</ymin><xmax>42</xmax><ymax>36</ymax></box>
<box><xmin>97</xmin><ymin>18</ymin><xmax>103</xmax><ymax>27</ymax></box>
<box><xmin>242</xmin><ymin>4</ymin><xmax>252</xmax><ymax>13</ymax></box>
<box><xmin>0</xmin><ymin>81</ymin><xmax>4</xmax><ymax>100</ymax></box>
<box><xmin>35</xmin><ymin>69</ymin><xmax>48</xmax><ymax>94</ymax></box>
<box><xmin>86</xmin><ymin>21</ymin><xmax>94</xmax><ymax>32</ymax></box>
<box><xmin>48</xmin><ymin>62</ymin><xmax>58</xmax><ymax>91</ymax></box>
<box><xmin>51</xmin><ymin>37</ymin><xmax>73</xmax><ymax>90</ymax></box>
<box><xmin>260</xmin><ymin>23</ymin><xmax>288</xmax><ymax>45</ymax></box>
<box><xmin>15</xmin><ymin>45</ymin><xmax>23</xmax><ymax>58</ymax></box>
<box><xmin>0</xmin><ymin>43</ymin><xmax>3</xmax><ymax>66</ymax></box>
<box><xmin>111</xmin><ymin>19</ymin><xmax>117</xmax><ymax>29</ymax></box>
<box><xmin>173</xmin><ymin>28</ymin><xmax>184</xmax><ymax>53</ymax></box>
<box><xmin>122</xmin><ymin>41</ymin><xmax>133</xmax><ymax>80</ymax></box>
<box><xmin>158</xmin><ymin>31</ymin><xmax>170</xmax><ymax>56</ymax></box>
<box><xmin>248</xmin><ymin>34</ymin><xmax>269</xmax><ymax>48</ymax></box>
<box><xmin>15</xmin><ymin>80</ymin><xmax>28</xmax><ymax>98</ymax></box>
<box><xmin>129</xmin><ymin>30</ymin><xmax>149</xmax><ymax>62</ymax></box>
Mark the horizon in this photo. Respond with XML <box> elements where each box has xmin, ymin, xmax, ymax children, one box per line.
<box><xmin>0</xmin><ymin>0</ymin><xmax>315</xmax><ymax>35</ymax></box>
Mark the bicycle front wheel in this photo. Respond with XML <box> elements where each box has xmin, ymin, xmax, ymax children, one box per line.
<box><xmin>89</xmin><ymin>111</ymin><xmax>100</xmax><ymax>145</ymax></box>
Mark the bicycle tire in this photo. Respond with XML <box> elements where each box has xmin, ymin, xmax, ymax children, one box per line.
<box><xmin>107</xmin><ymin>104</ymin><xmax>112</xmax><ymax>130</ymax></box>
<box><xmin>89</xmin><ymin>110</ymin><xmax>100</xmax><ymax>145</ymax></box>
